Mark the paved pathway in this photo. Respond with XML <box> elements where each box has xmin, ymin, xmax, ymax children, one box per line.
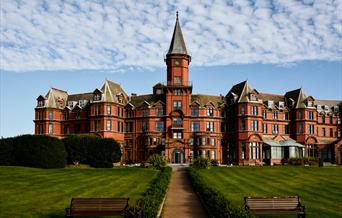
<box><xmin>162</xmin><ymin>165</ymin><xmax>208</xmax><ymax>218</ymax></box>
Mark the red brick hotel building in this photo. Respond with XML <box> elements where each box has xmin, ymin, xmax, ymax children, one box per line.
<box><xmin>34</xmin><ymin>15</ymin><xmax>342</xmax><ymax>165</ymax></box>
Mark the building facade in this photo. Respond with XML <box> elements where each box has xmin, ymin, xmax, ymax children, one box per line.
<box><xmin>34</xmin><ymin>15</ymin><xmax>342</xmax><ymax>165</ymax></box>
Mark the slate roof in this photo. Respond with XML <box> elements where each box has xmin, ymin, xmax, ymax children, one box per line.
<box><xmin>191</xmin><ymin>94</ymin><xmax>224</xmax><ymax>108</ymax></box>
<box><xmin>130</xmin><ymin>94</ymin><xmax>165</xmax><ymax>107</ymax></box>
<box><xmin>167</xmin><ymin>13</ymin><xmax>188</xmax><ymax>56</ymax></box>
<box><xmin>67</xmin><ymin>93</ymin><xmax>93</xmax><ymax>101</ymax></box>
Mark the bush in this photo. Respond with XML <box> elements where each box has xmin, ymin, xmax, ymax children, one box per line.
<box><xmin>147</xmin><ymin>154</ymin><xmax>167</xmax><ymax>170</ymax></box>
<box><xmin>188</xmin><ymin>167</ymin><xmax>253</xmax><ymax>218</ymax></box>
<box><xmin>12</xmin><ymin>135</ymin><xmax>66</xmax><ymax>168</ymax></box>
<box><xmin>0</xmin><ymin>137</ymin><xmax>15</xmax><ymax>165</ymax></box>
<box><xmin>127</xmin><ymin>167</ymin><xmax>172</xmax><ymax>218</ymax></box>
<box><xmin>192</xmin><ymin>157</ymin><xmax>211</xmax><ymax>169</ymax></box>
<box><xmin>88</xmin><ymin>138</ymin><xmax>121</xmax><ymax>168</ymax></box>
<box><xmin>63</xmin><ymin>134</ymin><xmax>93</xmax><ymax>165</ymax></box>
<box><xmin>63</xmin><ymin>135</ymin><xmax>121</xmax><ymax>168</ymax></box>
<box><xmin>288</xmin><ymin>158</ymin><xmax>304</xmax><ymax>165</ymax></box>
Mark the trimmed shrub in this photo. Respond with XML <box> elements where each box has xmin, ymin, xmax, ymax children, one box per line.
<box><xmin>127</xmin><ymin>167</ymin><xmax>172</xmax><ymax>218</ymax></box>
<box><xmin>0</xmin><ymin>137</ymin><xmax>15</xmax><ymax>165</ymax></box>
<box><xmin>147</xmin><ymin>154</ymin><xmax>167</xmax><ymax>170</ymax></box>
<box><xmin>13</xmin><ymin>135</ymin><xmax>66</xmax><ymax>168</ymax></box>
<box><xmin>188</xmin><ymin>167</ymin><xmax>253</xmax><ymax>218</ymax></box>
<box><xmin>63</xmin><ymin>135</ymin><xmax>121</xmax><ymax>168</ymax></box>
<box><xmin>88</xmin><ymin>138</ymin><xmax>121</xmax><ymax>168</ymax></box>
<box><xmin>192</xmin><ymin>157</ymin><xmax>211</xmax><ymax>169</ymax></box>
<box><xmin>63</xmin><ymin>134</ymin><xmax>94</xmax><ymax>165</ymax></box>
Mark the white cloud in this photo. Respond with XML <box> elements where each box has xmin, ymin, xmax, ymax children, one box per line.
<box><xmin>0</xmin><ymin>0</ymin><xmax>341</xmax><ymax>71</ymax></box>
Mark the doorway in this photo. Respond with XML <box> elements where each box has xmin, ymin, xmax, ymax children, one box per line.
<box><xmin>172</xmin><ymin>149</ymin><xmax>184</xmax><ymax>164</ymax></box>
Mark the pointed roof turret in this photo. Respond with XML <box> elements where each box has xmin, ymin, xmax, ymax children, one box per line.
<box><xmin>167</xmin><ymin>12</ymin><xmax>189</xmax><ymax>56</ymax></box>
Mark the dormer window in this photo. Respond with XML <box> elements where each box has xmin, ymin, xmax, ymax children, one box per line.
<box><xmin>117</xmin><ymin>94</ymin><xmax>123</xmax><ymax>103</ymax></box>
<box><xmin>334</xmin><ymin>106</ymin><xmax>339</xmax><ymax>112</ymax></box>
<box><xmin>37</xmin><ymin>100</ymin><xmax>44</xmax><ymax>107</ymax></box>
<box><xmin>317</xmin><ymin>105</ymin><xmax>322</xmax><ymax>110</ymax></box>
<box><xmin>307</xmin><ymin>101</ymin><xmax>313</xmax><ymax>107</ymax></box>
<box><xmin>324</xmin><ymin>105</ymin><xmax>329</xmax><ymax>111</ymax></box>
<box><xmin>79</xmin><ymin>100</ymin><xmax>87</xmax><ymax>108</ymax></box>
<box><xmin>250</xmin><ymin>94</ymin><xmax>257</xmax><ymax>101</ymax></box>
<box><xmin>156</xmin><ymin>89</ymin><xmax>162</xmax><ymax>95</ymax></box>
<box><xmin>267</xmin><ymin>100</ymin><xmax>274</xmax><ymax>108</ymax></box>
<box><xmin>207</xmin><ymin>107</ymin><xmax>214</xmax><ymax>116</ymax></box>
<box><xmin>94</xmin><ymin>94</ymin><xmax>101</xmax><ymax>101</ymax></box>
<box><xmin>279</xmin><ymin>101</ymin><xmax>284</xmax><ymax>109</ymax></box>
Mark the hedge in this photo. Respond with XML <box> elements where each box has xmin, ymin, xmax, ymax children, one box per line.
<box><xmin>0</xmin><ymin>135</ymin><xmax>66</xmax><ymax>168</ymax></box>
<box><xmin>188</xmin><ymin>167</ymin><xmax>253</xmax><ymax>218</ymax></box>
<box><xmin>127</xmin><ymin>167</ymin><xmax>172</xmax><ymax>218</ymax></box>
<box><xmin>63</xmin><ymin>135</ymin><xmax>121</xmax><ymax>168</ymax></box>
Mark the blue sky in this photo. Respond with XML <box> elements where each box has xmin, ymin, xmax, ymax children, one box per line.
<box><xmin>1</xmin><ymin>0</ymin><xmax>342</xmax><ymax>137</ymax></box>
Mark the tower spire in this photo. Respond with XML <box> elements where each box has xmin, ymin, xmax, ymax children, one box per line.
<box><xmin>167</xmin><ymin>12</ymin><xmax>189</xmax><ymax>56</ymax></box>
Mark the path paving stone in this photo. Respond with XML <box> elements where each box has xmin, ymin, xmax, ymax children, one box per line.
<box><xmin>162</xmin><ymin>166</ymin><xmax>208</xmax><ymax>218</ymax></box>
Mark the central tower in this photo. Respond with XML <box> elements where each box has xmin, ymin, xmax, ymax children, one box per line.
<box><xmin>164</xmin><ymin>12</ymin><xmax>193</xmax><ymax>163</ymax></box>
<box><xmin>165</xmin><ymin>12</ymin><xmax>191</xmax><ymax>86</ymax></box>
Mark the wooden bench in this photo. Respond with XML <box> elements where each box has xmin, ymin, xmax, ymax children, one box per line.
<box><xmin>244</xmin><ymin>196</ymin><xmax>305</xmax><ymax>217</ymax></box>
<box><xmin>65</xmin><ymin>197</ymin><xmax>129</xmax><ymax>217</ymax></box>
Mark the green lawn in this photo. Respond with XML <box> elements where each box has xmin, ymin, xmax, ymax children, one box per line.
<box><xmin>0</xmin><ymin>166</ymin><xmax>158</xmax><ymax>218</ymax></box>
<box><xmin>196</xmin><ymin>166</ymin><xmax>342</xmax><ymax>218</ymax></box>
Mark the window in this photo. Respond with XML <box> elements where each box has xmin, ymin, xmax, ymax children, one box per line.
<box><xmin>191</xmin><ymin>107</ymin><xmax>199</xmax><ymax>116</ymax></box>
<box><xmin>202</xmin><ymin>137</ymin><xmax>206</xmax><ymax>145</ymax></box>
<box><xmin>249</xmin><ymin>142</ymin><xmax>260</xmax><ymax>160</ymax></box>
<box><xmin>156</xmin><ymin>107</ymin><xmax>164</xmax><ymax>116</ymax></box>
<box><xmin>241</xmin><ymin>142</ymin><xmax>246</xmax><ymax>160</ymax></box>
<box><xmin>240</xmin><ymin>106</ymin><xmax>245</xmax><ymax>115</ymax></box>
<box><xmin>94</xmin><ymin>120</ymin><xmax>101</xmax><ymax>132</ymax></box>
<box><xmin>189</xmin><ymin>138</ymin><xmax>194</xmax><ymax>146</ymax></box>
<box><xmin>75</xmin><ymin>112</ymin><xmax>80</xmax><ymax>120</ymax></box>
<box><xmin>210</xmin><ymin>138</ymin><xmax>215</xmax><ymax>146</ymax></box>
<box><xmin>240</xmin><ymin>120</ymin><xmax>246</xmax><ymax>131</ymax></box>
<box><xmin>322</xmin><ymin>128</ymin><xmax>326</xmax><ymax>137</ymax></box>
<box><xmin>251</xmin><ymin>120</ymin><xmax>258</xmax><ymax>131</ymax></box>
<box><xmin>48</xmin><ymin>123</ymin><xmax>53</xmax><ymax>134</ymax></box>
<box><xmin>279</xmin><ymin>101</ymin><xmax>285</xmax><ymax>108</ymax></box>
<box><xmin>284</xmin><ymin>112</ymin><xmax>289</xmax><ymax>120</ymax></box>
<box><xmin>126</xmin><ymin>122</ymin><xmax>132</xmax><ymax>132</ymax></box>
<box><xmin>191</xmin><ymin>121</ymin><xmax>200</xmax><ymax>132</ymax></box>
<box><xmin>251</xmin><ymin>106</ymin><xmax>258</xmax><ymax>115</ymax></box>
<box><xmin>338</xmin><ymin>117</ymin><xmax>341</xmax><ymax>124</ymax></box>
<box><xmin>330</xmin><ymin>128</ymin><xmax>333</xmax><ymax>137</ymax></box>
<box><xmin>95</xmin><ymin>104</ymin><xmax>101</xmax><ymax>115</ymax></box>
<box><xmin>308</xmin><ymin>124</ymin><xmax>315</xmax><ymax>135</ymax></box>
<box><xmin>298</xmin><ymin>123</ymin><xmax>304</xmax><ymax>134</ymax></box>
<box><xmin>207</xmin><ymin>107</ymin><xmax>214</xmax><ymax>116</ymax></box>
<box><xmin>49</xmin><ymin>111</ymin><xmax>53</xmax><ymax>120</ymax></box>
<box><xmin>156</xmin><ymin>89</ymin><xmax>162</xmax><ymax>95</ymax></box>
<box><xmin>94</xmin><ymin>94</ymin><xmax>101</xmax><ymax>101</ymax></box>
<box><xmin>142</xmin><ymin>109</ymin><xmax>148</xmax><ymax>117</ymax></box>
<box><xmin>267</xmin><ymin>100</ymin><xmax>274</xmax><ymax>108</ymax></box>
<box><xmin>338</xmin><ymin>128</ymin><xmax>341</xmax><ymax>137</ymax></box>
<box><xmin>273</xmin><ymin>111</ymin><xmax>278</xmax><ymax>120</ymax></box>
<box><xmin>330</xmin><ymin>116</ymin><xmax>333</xmax><ymax>124</ymax></box>
<box><xmin>298</xmin><ymin>111</ymin><xmax>303</xmax><ymax>120</ymax></box>
<box><xmin>263</xmin><ymin>110</ymin><xmax>267</xmax><ymax>119</ymax></box>
<box><xmin>174</xmin><ymin>76</ymin><xmax>181</xmax><ymax>84</ymax></box>
<box><xmin>63</xmin><ymin>111</ymin><xmax>68</xmax><ymax>120</ymax></box>
<box><xmin>250</xmin><ymin>94</ymin><xmax>257</xmax><ymax>101</ymax></box>
<box><xmin>142</xmin><ymin>121</ymin><xmax>148</xmax><ymax>132</ymax></box>
<box><xmin>308</xmin><ymin>111</ymin><xmax>314</xmax><ymax>120</ymax></box>
<box><xmin>38</xmin><ymin>100</ymin><xmax>44</xmax><ymax>107</ymax></box>
<box><xmin>272</xmin><ymin>124</ymin><xmax>278</xmax><ymax>134</ymax></box>
<box><xmin>284</xmin><ymin>125</ymin><xmax>289</xmax><ymax>134</ymax></box>
<box><xmin>173</xmin><ymin>117</ymin><xmax>182</xmax><ymax>126</ymax></box>
<box><xmin>126</xmin><ymin>109</ymin><xmax>132</xmax><ymax>118</ymax></box>
<box><xmin>263</xmin><ymin>123</ymin><xmax>267</xmax><ymax>134</ymax></box>
<box><xmin>106</xmin><ymin>120</ymin><xmax>111</xmax><ymax>131</ymax></box>
<box><xmin>206</xmin><ymin>122</ymin><xmax>214</xmax><ymax>132</ymax></box>
<box><xmin>322</xmin><ymin>115</ymin><xmax>325</xmax><ymax>124</ymax></box>
<box><xmin>174</xmin><ymin>89</ymin><xmax>181</xmax><ymax>95</ymax></box>
<box><xmin>107</xmin><ymin>105</ymin><xmax>111</xmax><ymax>115</ymax></box>
<box><xmin>173</xmin><ymin>132</ymin><xmax>182</xmax><ymax>139</ymax></box>
<box><xmin>156</xmin><ymin>121</ymin><xmax>164</xmax><ymax>132</ymax></box>
<box><xmin>173</xmin><ymin>101</ymin><xmax>182</xmax><ymax>110</ymax></box>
